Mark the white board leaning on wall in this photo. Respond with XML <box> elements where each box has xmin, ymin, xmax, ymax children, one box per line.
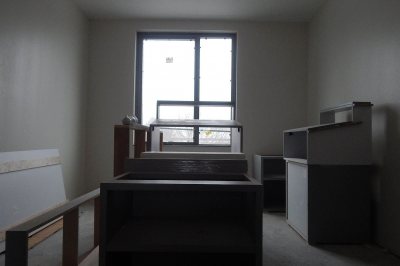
<box><xmin>0</xmin><ymin>149</ymin><xmax>67</xmax><ymax>242</ymax></box>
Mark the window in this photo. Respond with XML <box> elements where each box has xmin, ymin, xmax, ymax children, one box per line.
<box><xmin>135</xmin><ymin>32</ymin><xmax>237</xmax><ymax>145</ymax></box>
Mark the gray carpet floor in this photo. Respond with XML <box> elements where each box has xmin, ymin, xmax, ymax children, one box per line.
<box><xmin>1</xmin><ymin>203</ymin><xmax>399</xmax><ymax>266</ymax></box>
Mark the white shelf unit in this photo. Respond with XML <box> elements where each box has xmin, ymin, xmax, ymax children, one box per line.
<box><xmin>284</xmin><ymin>102</ymin><xmax>373</xmax><ymax>244</ymax></box>
<box><xmin>284</xmin><ymin>101</ymin><xmax>372</xmax><ymax>165</ymax></box>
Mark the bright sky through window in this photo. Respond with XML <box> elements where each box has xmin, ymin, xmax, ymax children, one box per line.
<box><xmin>142</xmin><ymin>39</ymin><xmax>195</xmax><ymax>125</ymax></box>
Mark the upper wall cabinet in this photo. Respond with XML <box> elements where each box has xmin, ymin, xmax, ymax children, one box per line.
<box><xmin>283</xmin><ymin>102</ymin><xmax>373</xmax><ymax>165</ymax></box>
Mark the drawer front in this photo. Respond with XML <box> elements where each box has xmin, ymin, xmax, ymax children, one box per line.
<box><xmin>287</xmin><ymin>162</ymin><xmax>308</xmax><ymax>239</ymax></box>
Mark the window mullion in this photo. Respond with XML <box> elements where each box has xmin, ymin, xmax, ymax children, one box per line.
<box><xmin>194</xmin><ymin>37</ymin><xmax>200</xmax><ymax>144</ymax></box>
<box><xmin>231</xmin><ymin>35</ymin><xmax>237</xmax><ymax>120</ymax></box>
<box><xmin>135</xmin><ymin>34</ymin><xmax>144</xmax><ymax>123</ymax></box>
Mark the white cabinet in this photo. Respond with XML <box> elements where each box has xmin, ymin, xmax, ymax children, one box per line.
<box><xmin>284</xmin><ymin>102</ymin><xmax>373</xmax><ymax>244</ymax></box>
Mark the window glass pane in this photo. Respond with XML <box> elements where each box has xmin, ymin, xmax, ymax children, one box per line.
<box><xmin>199</xmin><ymin>107</ymin><xmax>231</xmax><ymax>144</ymax></box>
<box><xmin>199</xmin><ymin>127</ymin><xmax>231</xmax><ymax>145</ymax></box>
<box><xmin>200</xmin><ymin>38</ymin><xmax>232</xmax><ymax>101</ymax></box>
<box><xmin>199</xmin><ymin>106</ymin><xmax>232</xmax><ymax>120</ymax></box>
<box><xmin>159</xmin><ymin>106</ymin><xmax>194</xmax><ymax>120</ymax></box>
<box><xmin>142</xmin><ymin>39</ymin><xmax>195</xmax><ymax>125</ymax></box>
<box><xmin>161</xmin><ymin>127</ymin><xmax>194</xmax><ymax>143</ymax></box>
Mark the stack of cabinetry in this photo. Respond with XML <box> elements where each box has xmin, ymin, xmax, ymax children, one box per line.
<box><xmin>100</xmin><ymin>159</ymin><xmax>263</xmax><ymax>266</ymax></box>
<box><xmin>284</xmin><ymin>102</ymin><xmax>373</xmax><ymax>244</ymax></box>
<box><xmin>253</xmin><ymin>155</ymin><xmax>285</xmax><ymax>211</ymax></box>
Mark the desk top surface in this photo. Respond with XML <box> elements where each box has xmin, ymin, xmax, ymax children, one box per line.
<box><xmin>115</xmin><ymin>124</ymin><xmax>149</xmax><ymax>130</ymax></box>
<box><xmin>150</xmin><ymin>119</ymin><xmax>242</xmax><ymax>128</ymax></box>
<box><xmin>283</xmin><ymin>121</ymin><xmax>361</xmax><ymax>133</ymax></box>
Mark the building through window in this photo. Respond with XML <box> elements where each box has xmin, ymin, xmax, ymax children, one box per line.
<box><xmin>135</xmin><ymin>32</ymin><xmax>237</xmax><ymax>145</ymax></box>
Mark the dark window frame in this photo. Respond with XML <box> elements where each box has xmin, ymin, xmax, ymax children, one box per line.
<box><xmin>135</xmin><ymin>32</ymin><xmax>237</xmax><ymax>145</ymax></box>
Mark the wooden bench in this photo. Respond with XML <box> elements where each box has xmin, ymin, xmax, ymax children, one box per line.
<box><xmin>5</xmin><ymin>189</ymin><xmax>100</xmax><ymax>266</ymax></box>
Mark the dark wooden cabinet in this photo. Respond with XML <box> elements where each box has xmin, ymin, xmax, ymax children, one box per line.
<box><xmin>100</xmin><ymin>159</ymin><xmax>263</xmax><ymax>266</ymax></box>
<box><xmin>253</xmin><ymin>155</ymin><xmax>285</xmax><ymax>211</ymax></box>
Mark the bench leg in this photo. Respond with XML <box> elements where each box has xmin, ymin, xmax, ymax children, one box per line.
<box><xmin>5</xmin><ymin>231</ymin><xmax>28</xmax><ymax>266</ymax></box>
<box><xmin>63</xmin><ymin>208</ymin><xmax>79</xmax><ymax>266</ymax></box>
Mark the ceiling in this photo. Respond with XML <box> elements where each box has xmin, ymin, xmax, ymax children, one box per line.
<box><xmin>73</xmin><ymin>0</ymin><xmax>327</xmax><ymax>21</ymax></box>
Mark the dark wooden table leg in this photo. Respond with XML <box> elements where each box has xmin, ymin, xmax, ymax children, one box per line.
<box><xmin>134</xmin><ymin>130</ymin><xmax>146</xmax><ymax>158</ymax></box>
<box><xmin>5</xmin><ymin>231</ymin><xmax>28</xmax><ymax>266</ymax></box>
<box><xmin>63</xmin><ymin>208</ymin><xmax>79</xmax><ymax>266</ymax></box>
<box><xmin>114</xmin><ymin>126</ymin><xmax>129</xmax><ymax>176</ymax></box>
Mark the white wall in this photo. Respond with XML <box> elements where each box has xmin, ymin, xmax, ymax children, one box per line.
<box><xmin>87</xmin><ymin>19</ymin><xmax>308</xmax><ymax>188</ymax></box>
<box><xmin>0</xmin><ymin>0</ymin><xmax>89</xmax><ymax>199</ymax></box>
<box><xmin>308</xmin><ymin>0</ymin><xmax>400</xmax><ymax>255</ymax></box>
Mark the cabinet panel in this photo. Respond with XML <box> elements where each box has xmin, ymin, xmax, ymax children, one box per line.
<box><xmin>287</xmin><ymin>162</ymin><xmax>308</xmax><ymax>239</ymax></box>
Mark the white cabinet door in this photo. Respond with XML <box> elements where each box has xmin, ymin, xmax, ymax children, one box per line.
<box><xmin>287</xmin><ymin>161</ymin><xmax>308</xmax><ymax>239</ymax></box>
